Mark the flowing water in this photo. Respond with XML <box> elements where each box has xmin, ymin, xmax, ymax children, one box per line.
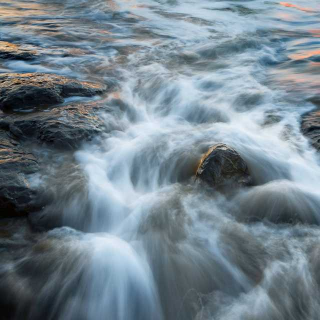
<box><xmin>0</xmin><ymin>0</ymin><xmax>320</xmax><ymax>319</ymax></box>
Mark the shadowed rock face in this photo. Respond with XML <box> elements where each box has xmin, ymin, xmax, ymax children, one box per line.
<box><xmin>196</xmin><ymin>143</ymin><xmax>251</xmax><ymax>189</ymax></box>
<box><xmin>0</xmin><ymin>41</ymin><xmax>38</xmax><ymax>60</ymax></box>
<box><xmin>0</xmin><ymin>131</ymin><xmax>39</xmax><ymax>218</ymax></box>
<box><xmin>0</xmin><ymin>73</ymin><xmax>107</xmax><ymax>111</ymax></box>
<box><xmin>1</xmin><ymin>102</ymin><xmax>106</xmax><ymax>150</ymax></box>
<box><xmin>301</xmin><ymin>111</ymin><xmax>320</xmax><ymax>151</ymax></box>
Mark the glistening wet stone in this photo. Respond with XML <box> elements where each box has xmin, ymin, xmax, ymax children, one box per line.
<box><xmin>0</xmin><ymin>130</ymin><xmax>39</xmax><ymax>217</ymax></box>
<box><xmin>301</xmin><ymin>110</ymin><xmax>320</xmax><ymax>151</ymax></box>
<box><xmin>0</xmin><ymin>73</ymin><xmax>107</xmax><ymax>111</ymax></box>
<box><xmin>196</xmin><ymin>143</ymin><xmax>252</xmax><ymax>189</ymax></box>
<box><xmin>0</xmin><ymin>41</ymin><xmax>38</xmax><ymax>60</ymax></box>
<box><xmin>1</xmin><ymin>101</ymin><xmax>107</xmax><ymax>150</ymax></box>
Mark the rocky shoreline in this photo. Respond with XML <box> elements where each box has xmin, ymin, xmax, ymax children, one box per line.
<box><xmin>0</xmin><ymin>42</ymin><xmax>110</xmax><ymax>220</ymax></box>
<box><xmin>0</xmin><ymin>41</ymin><xmax>319</xmax><ymax>223</ymax></box>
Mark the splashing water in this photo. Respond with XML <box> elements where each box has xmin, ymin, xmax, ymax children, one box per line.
<box><xmin>0</xmin><ymin>0</ymin><xmax>320</xmax><ymax>319</ymax></box>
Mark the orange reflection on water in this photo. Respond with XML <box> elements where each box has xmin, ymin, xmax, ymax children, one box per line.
<box><xmin>279</xmin><ymin>2</ymin><xmax>316</xmax><ymax>13</ymax></box>
<box><xmin>309</xmin><ymin>29</ymin><xmax>320</xmax><ymax>38</ymax></box>
<box><xmin>0</xmin><ymin>2</ymin><xmax>51</xmax><ymax>18</ymax></box>
<box><xmin>106</xmin><ymin>0</ymin><xmax>148</xmax><ymax>10</ymax></box>
<box><xmin>289</xmin><ymin>49</ymin><xmax>320</xmax><ymax>61</ymax></box>
<box><xmin>272</xmin><ymin>68</ymin><xmax>320</xmax><ymax>96</ymax></box>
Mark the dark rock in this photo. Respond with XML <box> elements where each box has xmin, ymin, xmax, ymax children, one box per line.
<box><xmin>308</xmin><ymin>97</ymin><xmax>320</xmax><ymax>108</ymax></box>
<box><xmin>0</xmin><ymin>41</ymin><xmax>38</xmax><ymax>60</ymax></box>
<box><xmin>196</xmin><ymin>143</ymin><xmax>251</xmax><ymax>189</ymax></box>
<box><xmin>2</xmin><ymin>102</ymin><xmax>106</xmax><ymax>149</ymax></box>
<box><xmin>0</xmin><ymin>131</ymin><xmax>39</xmax><ymax>217</ymax></box>
<box><xmin>0</xmin><ymin>73</ymin><xmax>107</xmax><ymax>111</ymax></box>
<box><xmin>301</xmin><ymin>110</ymin><xmax>320</xmax><ymax>150</ymax></box>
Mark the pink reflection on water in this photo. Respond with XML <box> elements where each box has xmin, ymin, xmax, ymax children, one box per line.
<box><xmin>279</xmin><ymin>2</ymin><xmax>317</xmax><ymax>13</ymax></box>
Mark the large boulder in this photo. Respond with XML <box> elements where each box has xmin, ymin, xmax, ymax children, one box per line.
<box><xmin>0</xmin><ymin>130</ymin><xmax>39</xmax><ymax>217</ymax></box>
<box><xmin>196</xmin><ymin>143</ymin><xmax>251</xmax><ymax>189</ymax></box>
<box><xmin>0</xmin><ymin>41</ymin><xmax>38</xmax><ymax>60</ymax></box>
<box><xmin>1</xmin><ymin>102</ymin><xmax>107</xmax><ymax>150</ymax></box>
<box><xmin>301</xmin><ymin>110</ymin><xmax>320</xmax><ymax>150</ymax></box>
<box><xmin>0</xmin><ymin>73</ymin><xmax>107</xmax><ymax>111</ymax></box>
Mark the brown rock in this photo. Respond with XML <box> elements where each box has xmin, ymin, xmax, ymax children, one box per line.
<box><xmin>0</xmin><ymin>41</ymin><xmax>38</xmax><ymax>60</ymax></box>
<box><xmin>196</xmin><ymin>143</ymin><xmax>251</xmax><ymax>189</ymax></box>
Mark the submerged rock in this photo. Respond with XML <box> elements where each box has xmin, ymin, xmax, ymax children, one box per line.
<box><xmin>0</xmin><ymin>41</ymin><xmax>37</xmax><ymax>60</ymax></box>
<box><xmin>2</xmin><ymin>102</ymin><xmax>106</xmax><ymax>149</ymax></box>
<box><xmin>0</xmin><ymin>131</ymin><xmax>39</xmax><ymax>217</ymax></box>
<box><xmin>196</xmin><ymin>143</ymin><xmax>251</xmax><ymax>189</ymax></box>
<box><xmin>0</xmin><ymin>73</ymin><xmax>107</xmax><ymax>111</ymax></box>
<box><xmin>235</xmin><ymin>180</ymin><xmax>320</xmax><ymax>224</ymax></box>
<box><xmin>301</xmin><ymin>110</ymin><xmax>320</xmax><ymax>150</ymax></box>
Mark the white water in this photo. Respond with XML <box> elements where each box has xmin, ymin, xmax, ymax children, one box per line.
<box><xmin>1</xmin><ymin>0</ymin><xmax>320</xmax><ymax>319</ymax></box>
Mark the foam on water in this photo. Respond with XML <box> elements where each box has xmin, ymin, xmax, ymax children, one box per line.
<box><xmin>1</xmin><ymin>0</ymin><xmax>320</xmax><ymax>319</ymax></box>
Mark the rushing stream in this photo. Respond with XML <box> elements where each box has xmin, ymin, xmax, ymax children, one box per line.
<box><xmin>0</xmin><ymin>0</ymin><xmax>320</xmax><ymax>319</ymax></box>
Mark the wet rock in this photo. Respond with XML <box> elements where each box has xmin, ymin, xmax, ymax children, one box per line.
<box><xmin>0</xmin><ymin>41</ymin><xmax>38</xmax><ymax>60</ymax></box>
<box><xmin>0</xmin><ymin>73</ymin><xmax>107</xmax><ymax>111</ymax></box>
<box><xmin>0</xmin><ymin>131</ymin><xmax>39</xmax><ymax>218</ymax></box>
<box><xmin>196</xmin><ymin>143</ymin><xmax>251</xmax><ymax>189</ymax></box>
<box><xmin>308</xmin><ymin>97</ymin><xmax>320</xmax><ymax>108</ymax></box>
<box><xmin>301</xmin><ymin>110</ymin><xmax>320</xmax><ymax>150</ymax></box>
<box><xmin>2</xmin><ymin>102</ymin><xmax>106</xmax><ymax>149</ymax></box>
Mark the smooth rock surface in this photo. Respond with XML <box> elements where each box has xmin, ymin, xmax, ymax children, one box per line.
<box><xmin>196</xmin><ymin>143</ymin><xmax>251</xmax><ymax>189</ymax></box>
<box><xmin>0</xmin><ymin>130</ymin><xmax>39</xmax><ymax>217</ymax></box>
<box><xmin>0</xmin><ymin>41</ymin><xmax>38</xmax><ymax>60</ymax></box>
<box><xmin>301</xmin><ymin>110</ymin><xmax>320</xmax><ymax>150</ymax></box>
<box><xmin>2</xmin><ymin>102</ymin><xmax>106</xmax><ymax>149</ymax></box>
<box><xmin>0</xmin><ymin>73</ymin><xmax>107</xmax><ymax>111</ymax></box>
